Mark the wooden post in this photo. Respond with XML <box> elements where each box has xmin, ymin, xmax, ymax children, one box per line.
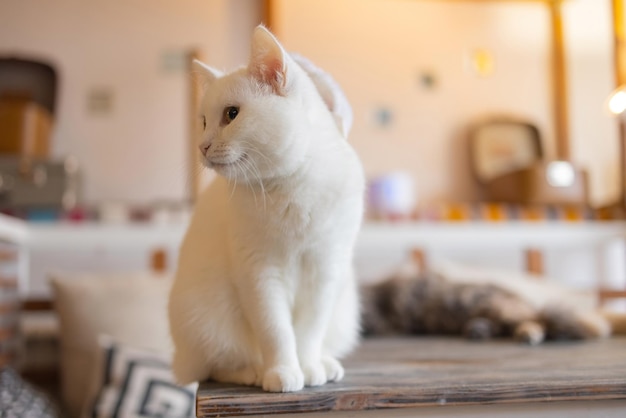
<box><xmin>525</xmin><ymin>248</ymin><xmax>544</xmax><ymax>276</ymax></box>
<box><xmin>187</xmin><ymin>49</ymin><xmax>202</xmax><ymax>203</ymax></box>
<box><xmin>598</xmin><ymin>290</ymin><xmax>626</xmax><ymax>306</ymax></box>
<box><xmin>151</xmin><ymin>248</ymin><xmax>167</xmax><ymax>273</ymax></box>
<box><xmin>549</xmin><ymin>0</ymin><xmax>570</xmax><ymax>161</ymax></box>
<box><xmin>613</xmin><ymin>0</ymin><xmax>626</xmax><ymax>87</ymax></box>
<box><xmin>612</xmin><ymin>0</ymin><xmax>626</xmax><ymax>208</ymax></box>
<box><xmin>263</xmin><ymin>0</ymin><xmax>274</xmax><ymax>29</ymax></box>
<box><xmin>411</xmin><ymin>248</ymin><xmax>428</xmax><ymax>272</ymax></box>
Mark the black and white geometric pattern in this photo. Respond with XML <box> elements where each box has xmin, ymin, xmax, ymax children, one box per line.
<box><xmin>90</xmin><ymin>339</ymin><xmax>195</xmax><ymax>418</ymax></box>
<box><xmin>0</xmin><ymin>367</ymin><xmax>60</xmax><ymax>418</ymax></box>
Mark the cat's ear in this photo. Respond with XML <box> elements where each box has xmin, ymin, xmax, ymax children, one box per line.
<box><xmin>192</xmin><ymin>59</ymin><xmax>222</xmax><ymax>82</ymax></box>
<box><xmin>248</xmin><ymin>25</ymin><xmax>291</xmax><ymax>95</ymax></box>
<box><xmin>291</xmin><ymin>53</ymin><xmax>353</xmax><ymax>138</ymax></box>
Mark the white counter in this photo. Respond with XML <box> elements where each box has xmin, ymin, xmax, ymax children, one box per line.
<box><xmin>2</xmin><ymin>214</ymin><xmax>625</xmax><ymax>300</ymax></box>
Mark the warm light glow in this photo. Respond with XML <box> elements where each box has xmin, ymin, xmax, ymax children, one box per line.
<box><xmin>608</xmin><ymin>87</ymin><xmax>626</xmax><ymax>115</ymax></box>
<box><xmin>546</xmin><ymin>161</ymin><xmax>575</xmax><ymax>188</ymax></box>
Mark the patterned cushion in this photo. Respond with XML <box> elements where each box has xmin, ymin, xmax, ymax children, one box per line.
<box><xmin>0</xmin><ymin>367</ymin><xmax>60</xmax><ymax>418</ymax></box>
<box><xmin>89</xmin><ymin>338</ymin><xmax>195</xmax><ymax>418</ymax></box>
<box><xmin>50</xmin><ymin>272</ymin><xmax>173</xmax><ymax>418</ymax></box>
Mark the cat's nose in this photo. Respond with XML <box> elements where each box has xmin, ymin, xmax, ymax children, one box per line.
<box><xmin>199</xmin><ymin>142</ymin><xmax>211</xmax><ymax>156</ymax></box>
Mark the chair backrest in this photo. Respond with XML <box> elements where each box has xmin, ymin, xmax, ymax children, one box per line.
<box><xmin>468</xmin><ymin>116</ymin><xmax>543</xmax><ymax>184</ymax></box>
<box><xmin>0</xmin><ymin>57</ymin><xmax>57</xmax><ymax>115</ymax></box>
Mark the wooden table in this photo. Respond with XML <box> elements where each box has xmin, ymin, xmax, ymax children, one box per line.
<box><xmin>197</xmin><ymin>337</ymin><xmax>626</xmax><ymax>417</ymax></box>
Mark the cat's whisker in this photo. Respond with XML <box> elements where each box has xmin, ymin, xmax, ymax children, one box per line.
<box><xmin>239</xmin><ymin>144</ymin><xmax>273</xmax><ymax>167</ymax></box>
<box><xmin>186</xmin><ymin>161</ymin><xmax>205</xmax><ymax>186</ymax></box>
<box><xmin>237</xmin><ymin>158</ymin><xmax>259</xmax><ymax>207</ymax></box>
<box><xmin>238</xmin><ymin>157</ymin><xmax>261</xmax><ymax>206</ymax></box>
<box><xmin>236</xmin><ymin>148</ymin><xmax>274</xmax><ymax>206</ymax></box>
<box><xmin>253</xmin><ymin>164</ymin><xmax>268</xmax><ymax>210</ymax></box>
<box><xmin>239</xmin><ymin>156</ymin><xmax>267</xmax><ymax>210</ymax></box>
<box><xmin>247</xmin><ymin>156</ymin><xmax>268</xmax><ymax>203</ymax></box>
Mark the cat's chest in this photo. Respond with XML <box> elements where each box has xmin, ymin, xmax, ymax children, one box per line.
<box><xmin>234</xmin><ymin>178</ymin><xmax>353</xmax><ymax>238</ymax></box>
<box><xmin>248</xmin><ymin>190</ymin><xmax>327</xmax><ymax>232</ymax></box>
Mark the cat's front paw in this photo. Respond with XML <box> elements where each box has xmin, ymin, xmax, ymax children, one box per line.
<box><xmin>301</xmin><ymin>362</ymin><xmax>327</xmax><ymax>387</ymax></box>
<box><xmin>301</xmin><ymin>356</ymin><xmax>344</xmax><ymax>387</ymax></box>
<box><xmin>322</xmin><ymin>356</ymin><xmax>344</xmax><ymax>382</ymax></box>
<box><xmin>262</xmin><ymin>365</ymin><xmax>304</xmax><ymax>392</ymax></box>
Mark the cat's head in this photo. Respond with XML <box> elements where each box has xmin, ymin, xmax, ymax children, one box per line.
<box><xmin>193</xmin><ymin>25</ymin><xmax>349</xmax><ymax>183</ymax></box>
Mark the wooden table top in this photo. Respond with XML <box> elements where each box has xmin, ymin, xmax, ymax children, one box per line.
<box><xmin>196</xmin><ymin>337</ymin><xmax>626</xmax><ymax>417</ymax></box>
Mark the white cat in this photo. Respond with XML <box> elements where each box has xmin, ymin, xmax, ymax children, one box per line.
<box><xmin>168</xmin><ymin>26</ymin><xmax>365</xmax><ymax>393</ymax></box>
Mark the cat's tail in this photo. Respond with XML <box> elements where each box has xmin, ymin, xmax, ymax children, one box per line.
<box><xmin>601</xmin><ymin>310</ymin><xmax>626</xmax><ymax>335</ymax></box>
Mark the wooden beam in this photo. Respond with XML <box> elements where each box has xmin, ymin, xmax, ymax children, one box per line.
<box><xmin>598</xmin><ymin>289</ymin><xmax>626</xmax><ymax>304</ymax></box>
<box><xmin>525</xmin><ymin>248</ymin><xmax>544</xmax><ymax>276</ymax></box>
<box><xmin>549</xmin><ymin>0</ymin><xmax>570</xmax><ymax>160</ymax></box>
<box><xmin>151</xmin><ymin>248</ymin><xmax>167</xmax><ymax>273</ymax></box>
<box><xmin>612</xmin><ymin>0</ymin><xmax>626</xmax><ymax>208</ymax></box>
<box><xmin>411</xmin><ymin>248</ymin><xmax>428</xmax><ymax>272</ymax></box>
<box><xmin>187</xmin><ymin>49</ymin><xmax>202</xmax><ymax>203</ymax></box>
<box><xmin>263</xmin><ymin>0</ymin><xmax>274</xmax><ymax>29</ymax></box>
<box><xmin>613</xmin><ymin>0</ymin><xmax>626</xmax><ymax>86</ymax></box>
<box><xmin>21</xmin><ymin>299</ymin><xmax>53</xmax><ymax>312</ymax></box>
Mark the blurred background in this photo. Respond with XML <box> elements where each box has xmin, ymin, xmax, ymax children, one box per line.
<box><xmin>0</xmin><ymin>0</ymin><xmax>622</xmax><ymax>208</ymax></box>
<box><xmin>1</xmin><ymin>1</ymin><xmax>626</xmax><ymax>417</ymax></box>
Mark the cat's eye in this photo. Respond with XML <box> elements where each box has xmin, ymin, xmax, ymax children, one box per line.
<box><xmin>222</xmin><ymin>106</ymin><xmax>239</xmax><ymax>125</ymax></box>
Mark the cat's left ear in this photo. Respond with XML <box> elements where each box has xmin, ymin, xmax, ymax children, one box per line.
<box><xmin>248</xmin><ymin>25</ymin><xmax>292</xmax><ymax>95</ymax></box>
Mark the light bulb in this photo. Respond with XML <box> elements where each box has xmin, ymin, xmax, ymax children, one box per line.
<box><xmin>546</xmin><ymin>161</ymin><xmax>575</xmax><ymax>188</ymax></box>
<box><xmin>608</xmin><ymin>88</ymin><xmax>626</xmax><ymax>115</ymax></box>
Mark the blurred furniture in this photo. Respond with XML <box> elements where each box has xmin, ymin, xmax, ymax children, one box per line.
<box><xmin>187</xmin><ymin>49</ymin><xmax>203</xmax><ymax>202</ymax></box>
<box><xmin>15</xmin><ymin>220</ymin><xmax>185</xmax><ymax>300</ymax></box>
<box><xmin>1</xmin><ymin>215</ymin><xmax>625</xmax><ymax>416</ymax></box>
<box><xmin>0</xmin><ymin>57</ymin><xmax>57</xmax><ymax>161</ymax></box>
<box><xmin>0</xmin><ymin>97</ymin><xmax>51</xmax><ymax>160</ymax></box>
<box><xmin>0</xmin><ymin>214</ymin><xmax>184</xmax><ymax>416</ymax></box>
<box><xmin>0</xmin><ymin>58</ymin><xmax>57</xmax><ymax>114</ymax></box>
<box><xmin>0</xmin><ymin>244</ymin><xmax>19</xmax><ymax>368</ymax></box>
<box><xmin>0</xmin><ymin>156</ymin><xmax>80</xmax><ymax>214</ymax></box>
<box><xmin>51</xmin><ymin>270</ymin><xmax>174</xmax><ymax>417</ymax></box>
<box><xmin>469</xmin><ymin>117</ymin><xmax>543</xmax><ymax>184</ymax></box>
<box><xmin>269</xmin><ymin>0</ymin><xmax>578</xmax><ymax>202</ymax></box>
<box><xmin>0</xmin><ymin>213</ymin><xmax>623</xmax><ymax>305</ymax></box>
<box><xmin>356</xmin><ymin>221</ymin><xmax>626</xmax><ymax>310</ymax></box>
<box><xmin>469</xmin><ymin>117</ymin><xmax>588</xmax><ymax>205</ymax></box>
<box><xmin>482</xmin><ymin>161</ymin><xmax>588</xmax><ymax>206</ymax></box>
<box><xmin>197</xmin><ymin>337</ymin><xmax>626</xmax><ymax>418</ymax></box>
<box><xmin>0</xmin><ymin>57</ymin><xmax>79</xmax><ymax>216</ymax></box>
<box><xmin>609</xmin><ymin>0</ymin><xmax>626</xmax><ymax>208</ymax></box>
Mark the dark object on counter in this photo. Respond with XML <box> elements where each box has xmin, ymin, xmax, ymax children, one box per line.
<box><xmin>0</xmin><ymin>156</ymin><xmax>80</xmax><ymax>213</ymax></box>
<box><xmin>469</xmin><ymin>117</ymin><xmax>587</xmax><ymax>205</ymax></box>
<box><xmin>483</xmin><ymin>161</ymin><xmax>588</xmax><ymax>206</ymax></box>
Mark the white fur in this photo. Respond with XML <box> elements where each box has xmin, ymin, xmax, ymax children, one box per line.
<box><xmin>168</xmin><ymin>26</ymin><xmax>364</xmax><ymax>392</ymax></box>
